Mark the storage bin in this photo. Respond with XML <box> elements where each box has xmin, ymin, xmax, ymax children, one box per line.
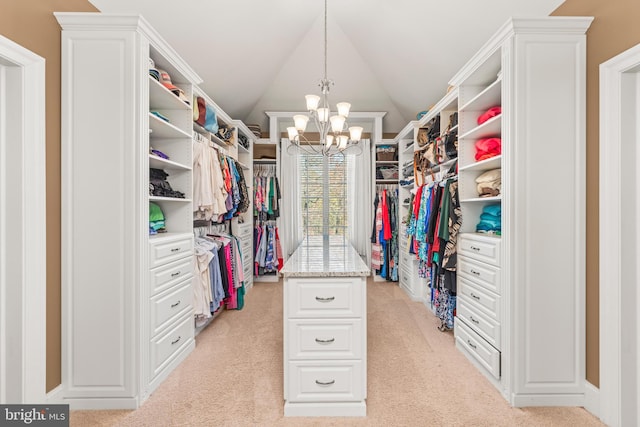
<box><xmin>376</xmin><ymin>145</ymin><xmax>396</xmax><ymax>161</ymax></box>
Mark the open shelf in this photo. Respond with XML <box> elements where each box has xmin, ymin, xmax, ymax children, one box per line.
<box><xmin>459</xmin><ymin>155</ymin><xmax>502</xmax><ymax>172</ymax></box>
<box><xmin>459</xmin><ymin>114</ymin><xmax>502</xmax><ymax>140</ymax></box>
<box><xmin>149</xmin><ymin>154</ymin><xmax>191</xmax><ymax>171</ymax></box>
<box><xmin>459</xmin><ymin>77</ymin><xmax>501</xmax><ymax>112</ymax></box>
<box><xmin>148</xmin><ymin>76</ymin><xmax>191</xmax><ymax>111</ymax></box>
<box><xmin>149</xmin><ymin>113</ymin><xmax>191</xmax><ymax>139</ymax></box>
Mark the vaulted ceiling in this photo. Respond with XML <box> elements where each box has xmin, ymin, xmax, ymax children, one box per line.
<box><xmin>88</xmin><ymin>0</ymin><xmax>564</xmax><ymax>133</ymax></box>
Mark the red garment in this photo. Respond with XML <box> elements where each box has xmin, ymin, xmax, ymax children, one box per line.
<box><xmin>475</xmin><ymin>138</ymin><xmax>502</xmax><ymax>161</ymax></box>
<box><xmin>381</xmin><ymin>190</ymin><xmax>392</xmax><ymax>240</ymax></box>
<box><xmin>275</xmin><ymin>227</ymin><xmax>284</xmax><ymax>271</ymax></box>
<box><xmin>412</xmin><ymin>185</ymin><xmax>424</xmax><ymax>256</ymax></box>
<box><xmin>477</xmin><ymin>106</ymin><xmax>501</xmax><ymax>125</ymax></box>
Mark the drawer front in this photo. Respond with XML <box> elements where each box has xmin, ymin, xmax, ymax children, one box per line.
<box><xmin>150</xmin><ymin>280</ymin><xmax>193</xmax><ymax>336</ymax></box>
<box><xmin>149</xmin><ymin>257</ymin><xmax>193</xmax><ymax>295</ymax></box>
<box><xmin>458</xmin><ymin>234</ymin><xmax>501</xmax><ymax>267</ymax></box>
<box><xmin>150</xmin><ymin>314</ymin><xmax>194</xmax><ymax>379</ymax></box>
<box><xmin>237</xmin><ymin>223</ymin><xmax>253</xmax><ymax>239</ymax></box>
<box><xmin>288</xmin><ymin>319</ymin><xmax>362</xmax><ymax>360</ymax></box>
<box><xmin>455</xmin><ymin>320</ymin><xmax>500</xmax><ymax>379</ymax></box>
<box><xmin>458</xmin><ymin>255</ymin><xmax>501</xmax><ymax>295</ymax></box>
<box><xmin>287</xmin><ymin>360</ymin><xmax>364</xmax><ymax>403</ymax></box>
<box><xmin>149</xmin><ymin>236</ymin><xmax>193</xmax><ymax>268</ymax></box>
<box><xmin>457</xmin><ymin>298</ymin><xmax>501</xmax><ymax>349</ymax></box>
<box><xmin>286</xmin><ymin>278</ymin><xmax>364</xmax><ymax>318</ymax></box>
<box><xmin>458</xmin><ymin>277</ymin><xmax>500</xmax><ymax>320</ymax></box>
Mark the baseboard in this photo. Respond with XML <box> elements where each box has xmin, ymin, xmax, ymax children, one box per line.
<box><xmin>511</xmin><ymin>393</ymin><xmax>585</xmax><ymax>407</ymax></box>
<box><xmin>284</xmin><ymin>401</ymin><xmax>366</xmax><ymax>417</ymax></box>
<box><xmin>46</xmin><ymin>385</ymin><xmax>64</xmax><ymax>404</ymax></box>
<box><xmin>583</xmin><ymin>381</ymin><xmax>600</xmax><ymax>418</ymax></box>
<box><xmin>63</xmin><ymin>397</ymin><xmax>139</xmax><ymax>410</ymax></box>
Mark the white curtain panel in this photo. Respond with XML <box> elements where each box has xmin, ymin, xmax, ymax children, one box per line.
<box><xmin>279</xmin><ymin>138</ymin><xmax>303</xmax><ymax>258</ymax></box>
<box><xmin>347</xmin><ymin>139</ymin><xmax>372</xmax><ymax>265</ymax></box>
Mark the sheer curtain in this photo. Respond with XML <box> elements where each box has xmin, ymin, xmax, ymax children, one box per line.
<box><xmin>279</xmin><ymin>139</ymin><xmax>303</xmax><ymax>258</ymax></box>
<box><xmin>347</xmin><ymin>139</ymin><xmax>372</xmax><ymax>265</ymax></box>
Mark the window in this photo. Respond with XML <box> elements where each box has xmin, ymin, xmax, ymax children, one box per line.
<box><xmin>299</xmin><ymin>152</ymin><xmax>351</xmax><ymax>240</ymax></box>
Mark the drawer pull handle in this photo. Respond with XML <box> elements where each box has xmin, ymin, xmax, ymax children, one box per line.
<box><xmin>315</xmin><ymin>337</ymin><xmax>335</xmax><ymax>344</ymax></box>
<box><xmin>171</xmin><ymin>300</ymin><xmax>181</xmax><ymax>308</ymax></box>
<box><xmin>470</xmin><ymin>269</ymin><xmax>480</xmax><ymax>276</ymax></box>
<box><xmin>470</xmin><ymin>246</ymin><xmax>480</xmax><ymax>252</ymax></box>
<box><xmin>171</xmin><ymin>271</ymin><xmax>181</xmax><ymax>277</ymax></box>
<box><xmin>467</xmin><ymin>340</ymin><xmax>477</xmax><ymax>350</ymax></box>
<box><xmin>470</xmin><ymin>316</ymin><xmax>480</xmax><ymax>325</ymax></box>
<box><xmin>171</xmin><ymin>336</ymin><xmax>181</xmax><ymax>345</ymax></box>
<box><xmin>315</xmin><ymin>379</ymin><xmax>335</xmax><ymax>386</ymax></box>
<box><xmin>315</xmin><ymin>296</ymin><xmax>335</xmax><ymax>302</ymax></box>
<box><xmin>470</xmin><ymin>293</ymin><xmax>481</xmax><ymax>301</ymax></box>
<box><xmin>170</xmin><ymin>248</ymin><xmax>180</xmax><ymax>253</ymax></box>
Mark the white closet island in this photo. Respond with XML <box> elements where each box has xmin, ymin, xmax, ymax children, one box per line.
<box><xmin>281</xmin><ymin>237</ymin><xmax>369</xmax><ymax>417</ymax></box>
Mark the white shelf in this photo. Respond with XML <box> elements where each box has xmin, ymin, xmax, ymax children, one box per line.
<box><xmin>459</xmin><ymin>155</ymin><xmax>502</xmax><ymax>172</ymax></box>
<box><xmin>238</xmin><ymin>143</ymin><xmax>250</xmax><ymax>154</ymax></box>
<box><xmin>149</xmin><ymin>113</ymin><xmax>191</xmax><ymax>139</ymax></box>
<box><xmin>149</xmin><ymin>154</ymin><xmax>191</xmax><ymax>171</ymax></box>
<box><xmin>459</xmin><ymin>77</ymin><xmax>501</xmax><ymax>112</ymax></box>
<box><xmin>375</xmin><ymin>160</ymin><xmax>398</xmax><ymax>165</ymax></box>
<box><xmin>149</xmin><ymin>196</ymin><xmax>192</xmax><ymax>202</ymax></box>
<box><xmin>235</xmin><ymin>160</ymin><xmax>250</xmax><ymax>170</ymax></box>
<box><xmin>148</xmin><ymin>76</ymin><xmax>191</xmax><ymax>111</ymax></box>
<box><xmin>459</xmin><ymin>114</ymin><xmax>502</xmax><ymax>140</ymax></box>
<box><xmin>460</xmin><ymin>195</ymin><xmax>502</xmax><ymax>203</ymax></box>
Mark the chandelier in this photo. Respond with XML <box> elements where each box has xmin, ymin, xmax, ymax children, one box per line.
<box><xmin>286</xmin><ymin>0</ymin><xmax>363</xmax><ymax>157</ymax></box>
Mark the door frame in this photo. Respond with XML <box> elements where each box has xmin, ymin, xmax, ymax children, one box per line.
<box><xmin>599</xmin><ymin>42</ymin><xmax>640</xmax><ymax>427</ymax></box>
<box><xmin>0</xmin><ymin>35</ymin><xmax>46</xmax><ymax>404</ymax></box>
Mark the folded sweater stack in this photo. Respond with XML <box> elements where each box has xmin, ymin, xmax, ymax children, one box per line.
<box><xmin>475</xmin><ymin>168</ymin><xmax>501</xmax><ymax>197</ymax></box>
<box><xmin>476</xmin><ymin>204</ymin><xmax>501</xmax><ymax>235</ymax></box>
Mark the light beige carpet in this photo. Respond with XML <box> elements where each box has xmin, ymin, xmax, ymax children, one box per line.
<box><xmin>70</xmin><ymin>279</ymin><xmax>604</xmax><ymax>427</ymax></box>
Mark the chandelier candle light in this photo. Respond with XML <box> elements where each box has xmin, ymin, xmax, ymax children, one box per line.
<box><xmin>287</xmin><ymin>0</ymin><xmax>363</xmax><ymax>156</ymax></box>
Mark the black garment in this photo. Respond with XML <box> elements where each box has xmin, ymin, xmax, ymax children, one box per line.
<box><xmin>217</xmin><ymin>245</ymin><xmax>230</xmax><ymax>300</ymax></box>
<box><xmin>370</xmin><ymin>193</ymin><xmax>379</xmax><ymax>244</ymax></box>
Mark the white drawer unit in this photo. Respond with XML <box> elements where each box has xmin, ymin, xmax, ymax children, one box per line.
<box><xmin>455</xmin><ymin>320</ymin><xmax>500</xmax><ymax>380</ymax></box>
<box><xmin>282</xmin><ymin>245</ymin><xmax>368</xmax><ymax>417</ymax></box>
<box><xmin>150</xmin><ymin>280</ymin><xmax>193</xmax><ymax>336</ymax></box>
<box><xmin>149</xmin><ymin>313</ymin><xmax>194</xmax><ymax>380</ymax></box>
<box><xmin>458</xmin><ymin>277</ymin><xmax>500</xmax><ymax>321</ymax></box>
<box><xmin>458</xmin><ymin>234</ymin><xmax>501</xmax><ymax>267</ymax></box>
<box><xmin>287</xmin><ymin>319</ymin><xmax>363</xmax><ymax>360</ymax></box>
<box><xmin>457</xmin><ymin>298</ymin><xmax>501</xmax><ymax>350</ymax></box>
<box><xmin>149</xmin><ymin>235</ymin><xmax>194</xmax><ymax>268</ymax></box>
<box><xmin>287</xmin><ymin>360</ymin><xmax>364</xmax><ymax>403</ymax></box>
<box><xmin>286</xmin><ymin>278</ymin><xmax>364</xmax><ymax>319</ymax></box>
<box><xmin>149</xmin><ymin>256</ymin><xmax>193</xmax><ymax>295</ymax></box>
<box><xmin>458</xmin><ymin>255</ymin><xmax>501</xmax><ymax>295</ymax></box>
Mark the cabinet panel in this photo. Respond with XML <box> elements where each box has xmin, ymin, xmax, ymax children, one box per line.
<box><xmin>149</xmin><ymin>235</ymin><xmax>193</xmax><ymax>268</ymax></box>
<box><xmin>150</xmin><ymin>280</ymin><xmax>193</xmax><ymax>336</ymax></box>
<box><xmin>458</xmin><ymin>255</ymin><xmax>501</xmax><ymax>295</ymax></box>
<box><xmin>149</xmin><ymin>314</ymin><xmax>194</xmax><ymax>379</ymax></box>
<box><xmin>458</xmin><ymin>233</ymin><xmax>501</xmax><ymax>267</ymax></box>
<box><xmin>149</xmin><ymin>256</ymin><xmax>193</xmax><ymax>296</ymax></box>
<box><xmin>288</xmin><ymin>319</ymin><xmax>363</xmax><ymax>360</ymax></box>
<box><xmin>287</xmin><ymin>361</ymin><xmax>364</xmax><ymax>403</ymax></box>
<box><xmin>457</xmin><ymin>298</ymin><xmax>501</xmax><ymax>349</ymax></box>
<box><xmin>286</xmin><ymin>278</ymin><xmax>363</xmax><ymax>318</ymax></box>
<box><xmin>458</xmin><ymin>276</ymin><xmax>500</xmax><ymax>320</ymax></box>
<box><xmin>455</xmin><ymin>320</ymin><xmax>500</xmax><ymax>379</ymax></box>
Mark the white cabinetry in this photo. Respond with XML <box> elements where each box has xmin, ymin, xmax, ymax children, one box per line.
<box><xmin>284</xmin><ymin>276</ymin><xmax>367</xmax><ymax>416</ymax></box>
<box><xmin>56</xmin><ymin>12</ymin><xmax>201</xmax><ymax>409</ymax></box>
<box><xmin>452</xmin><ymin>17</ymin><xmax>592</xmax><ymax>406</ymax></box>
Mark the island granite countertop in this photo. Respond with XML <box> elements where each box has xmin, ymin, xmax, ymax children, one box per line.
<box><xmin>280</xmin><ymin>236</ymin><xmax>370</xmax><ymax>278</ymax></box>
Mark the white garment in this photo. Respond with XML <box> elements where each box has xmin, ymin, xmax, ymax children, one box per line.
<box><xmin>194</xmin><ymin>238</ymin><xmax>216</xmax><ymax>317</ymax></box>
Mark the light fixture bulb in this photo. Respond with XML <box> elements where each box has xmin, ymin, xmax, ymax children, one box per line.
<box><xmin>287</xmin><ymin>127</ymin><xmax>299</xmax><ymax>141</ymax></box>
<box><xmin>337</xmin><ymin>135</ymin><xmax>348</xmax><ymax>150</ymax></box>
<box><xmin>325</xmin><ymin>134</ymin><xmax>334</xmax><ymax>147</ymax></box>
<box><xmin>317</xmin><ymin>108</ymin><xmax>329</xmax><ymax>123</ymax></box>
<box><xmin>293</xmin><ymin>114</ymin><xmax>309</xmax><ymax>132</ymax></box>
<box><xmin>330</xmin><ymin>115</ymin><xmax>346</xmax><ymax>133</ymax></box>
<box><xmin>305</xmin><ymin>95</ymin><xmax>321</xmax><ymax>111</ymax></box>
<box><xmin>337</xmin><ymin>102</ymin><xmax>351</xmax><ymax>118</ymax></box>
<box><xmin>349</xmin><ymin>126</ymin><xmax>363</xmax><ymax>141</ymax></box>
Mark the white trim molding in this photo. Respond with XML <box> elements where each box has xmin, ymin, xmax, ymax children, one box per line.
<box><xmin>599</xmin><ymin>41</ymin><xmax>640</xmax><ymax>427</ymax></box>
<box><xmin>0</xmin><ymin>35</ymin><xmax>47</xmax><ymax>404</ymax></box>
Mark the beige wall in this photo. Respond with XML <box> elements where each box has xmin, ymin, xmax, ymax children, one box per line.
<box><xmin>0</xmin><ymin>0</ymin><xmax>98</xmax><ymax>392</ymax></box>
<box><xmin>552</xmin><ymin>0</ymin><xmax>640</xmax><ymax>387</ymax></box>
